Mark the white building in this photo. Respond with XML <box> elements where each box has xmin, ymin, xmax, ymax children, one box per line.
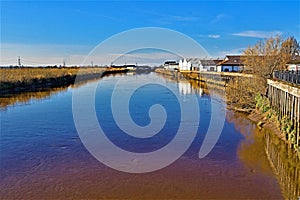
<box><xmin>179</xmin><ymin>59</ymin><xmax>192</xmax><ymax>71</ymax></box>
<box><xmin>217</xmin><ymin>55</ymin><xmax>244</xmax><ymax>72</ymax></box>
<box><xmin>199</xmin><ymin>59</ymin><xmax>222</xmax><ymax>72</ymax></box>
<box><xmin>178</xmin><ymin>58</ymin><xmax>222</xmax><ymax>72</ymax></box>
<box><xmin>286</xmin><ymin>58</ymin><xmax>300</xmax><ymax>71</ymax></box>
<box><xmin>164</xmin><ymin>61</ymin><xmax>179</xmax><ymax>70</ymax></box>
<box><xmin>186</xmin><ymin>58</ymin><xmax>202</xmax><ymax>71</ymax></box>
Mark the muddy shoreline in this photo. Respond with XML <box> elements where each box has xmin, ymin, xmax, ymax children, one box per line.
<box><xmin>247</xmin><ymin>110</ymin><xmax>300</xmax><ymax>159</ymax></box>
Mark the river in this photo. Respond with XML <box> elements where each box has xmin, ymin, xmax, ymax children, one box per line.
<box><xmin>1</xmin><ymin>72</ymin><xmax>299</xmax><ymax>199</ymax></box>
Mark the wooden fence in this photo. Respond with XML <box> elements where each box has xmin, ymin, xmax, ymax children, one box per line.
<box><xmin>267</xmin><ymin>79</ymin><xmax>300</xmax><ymax>149</ymax></box>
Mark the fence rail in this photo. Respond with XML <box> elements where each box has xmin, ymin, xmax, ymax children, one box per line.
<box><xmin>273</xmin><ymin>70</ymin><xmax>300</xmax><ymax>85</ymax></box>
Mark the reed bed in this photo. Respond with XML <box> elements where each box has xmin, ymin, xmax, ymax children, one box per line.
<box><xmin>0</xmin><ymin>67</ymin><xmax>106</xmax><ymax>93</ymax></box>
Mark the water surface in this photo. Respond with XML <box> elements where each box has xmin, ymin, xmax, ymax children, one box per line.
<box><xmin>0</xmin><ymin>73</ymin><xmax>287</xmax><ymax>199</ymax></box>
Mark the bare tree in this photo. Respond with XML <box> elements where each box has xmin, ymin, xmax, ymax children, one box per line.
<box><xmin>281</xmin><ymin>36</ymin><xmax>300</xmax><ymax>61</ymax></box>
<box><xmin>243</xmin><ymin>35</ymin><xmax>289</xmax><ymax>79</ymax></box>
<box><xmin>226</xmin><ymin>35</ymin><xmax>299</xmax><ymax>110</ymax></box>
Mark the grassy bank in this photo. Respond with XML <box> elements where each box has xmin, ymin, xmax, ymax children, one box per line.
<box><xmin>0</xmin><ymin>67</ymin><xmax>128</xmax><ymax>95</ymax></box>
<box><xmin>249</xmin><ymin>94</ymin><xmax>299</xmax><ymax>155</ymax></box>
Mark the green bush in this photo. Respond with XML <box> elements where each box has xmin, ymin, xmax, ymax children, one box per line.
<box><xmin>255</xmin><ymin>94</ymin><xmax>271</xmax><ymax>113</ymax></box>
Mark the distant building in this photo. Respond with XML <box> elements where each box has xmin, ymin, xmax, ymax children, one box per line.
<box><xmin>179</xmin><ymin>58</ymin><xmax>191</xmax><ymax>71</ymax></box>
<box><xmin>164</xmin><ymin>60</ymin><xmax>179</xmax><ymax>70</ymax></box>
<box><xmin>217</xmin><ymin>55</ymin><xmax>245</xmax><ymax>72</ymax></box>
<box><xmin>111</xmin><ymin>64</ymin><xmax>136</xmax><ymax>69</ymax></box>
<box><xmin>186</xmin><ymin>58</ymin><xmax>201</xmax><ymax>71</ymax></box>
<box><xmin>199</xmin><ymin>59</ymin><xmax>222</xmax><ymax>72</ymax></box>
<box><xmin>286</xmin><ymin>57</ymin><xmax>300</xmax><ymax>71</ymax></box>
<box><xmin>124</xmin><ymin>64</ymin><xmax>136</xmax><ymax>70</ymax></box>
<box><xmin>178</xmin><ymin>58</ymin><xmax>223</xmax><ymax>72</ymax></box>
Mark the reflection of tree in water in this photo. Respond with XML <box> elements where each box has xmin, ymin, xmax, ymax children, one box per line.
<box><xmin>187</xmin><ymin>78</ymin><xmax>226</xmax><ymax>98</ymax></box>
<box><xmin>158</xmin><ymin>72</ymin><xmax>300</xmax><ymax>198</ymax></box>
<box><xmin>0</xmin><ymin>88</ymin><xmax>68</xmax><ymax>109</ymax></box>
<box><xmin>264</xmin><ymin>129</ymin><xmax>300</xmax><ymax>200</ymax></box>
<box><xmin>227</xmin><ymin>111</ymin><xmax>300</xmax><ymax>199</ymax></box>
<box><xmin>0</xmin><ymin>77</ymin><xmax>104</xmax><ymax>109</ymax></box>
<box><xmin>188</xmin><ymin>79</ymin><xmax>206</xmax><ymax>96</ymax></box>
<box><xmin>227</xmin><ymin>111</ymin><xmax>274</xmax><ymax>175</ymax></box>
<box><xmin>157</xmin><ymin>72</ymin><xmax>226</xmax><ymax>97</ymax></box>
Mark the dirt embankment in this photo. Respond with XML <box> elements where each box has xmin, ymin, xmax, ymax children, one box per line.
<box><xmin>247</xmin><ymin>110</ymin><xmax>286</xmax><ymax>143</ymax></box>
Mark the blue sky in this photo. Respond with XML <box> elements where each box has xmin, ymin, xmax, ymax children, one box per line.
<box><xmin>1</xmin><ymin>1</ymin><xmax>299</xmax><ymax>66</ymax></box>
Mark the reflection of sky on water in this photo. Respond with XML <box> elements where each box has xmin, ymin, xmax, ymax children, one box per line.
<box><xmin>0</xmin><ymin>73</ymin><xmax>285</xmax><ymax>199</ymax></box>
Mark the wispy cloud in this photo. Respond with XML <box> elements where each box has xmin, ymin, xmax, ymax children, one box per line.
<box><xmin>132</xmin><ymin>8</ymin><xmax>199</xmax><ymax>24</ymax></box>
<box><xmin>169</xmin><ymin>15</ymin><xmax>199</xmax><ymax>22</ymax></box>
<box><xmin>232</xmin><ymin>30</ymin><xmax>282</xmax><ymax>38</ymax></box>
<box><xmin>154</xmin><ymin>14</ymin><xmax>199</xmax><ymax>25</ymax></box>
<box><xmin>211</xmin><ymin>14</ymin><xmax>226</xmax><ymax>23</ymax></box>
<box><xmin>208</xmin><ymin>34</ymin><xmax>221</xmax><ymax>39</ymax></box>
<box><xmin>197</xmin><ymin>34</ymin><xmax>221</xmax><ymax>39</ymax></box>
<box><xmin>72</xmin><ymin>8</ymin><xmax>121</xmax><ymax>22</ymax></box>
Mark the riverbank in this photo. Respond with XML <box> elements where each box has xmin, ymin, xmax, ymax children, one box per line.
<box><xmin>248</xmin><ymin>111</ymin><xmax>284</xmax><ymax>143</ymax></box>
<box><xmin>0</xmin><ymin>67</ymin><xmax>128</xmax><ymax>96</ymax></box>
<box><xmin>1</xmin><ymin>72</ymin><xmax>286</xmax><ymax>199</ymax></box>
<box><xmin>247</xmin><ymin>99</ymin><xmax>300</xmax><ymax>157</ymax></box>
<box><xmin>156</xmin><ymin>68</ymin><xmax>299</xmax><ymax>156</ymax></box>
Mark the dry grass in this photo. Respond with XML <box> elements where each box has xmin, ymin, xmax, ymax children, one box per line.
<box><xmin>0</xmin><ymin>67</ymin><xmax>106</xmax><ymax>92</ymax></box>
<box><xmin>0</xmin><ymin>67</ymin><xmax>106</xmax><ymax>83</ymax></box>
